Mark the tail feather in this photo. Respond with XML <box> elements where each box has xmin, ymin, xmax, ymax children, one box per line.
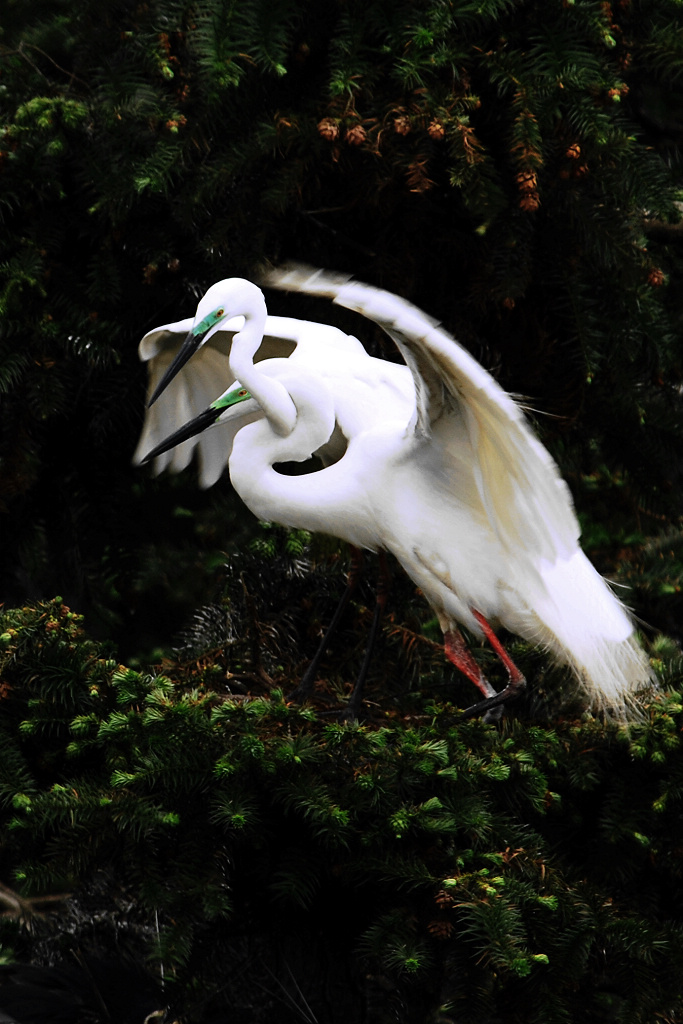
<box><xmin>511</xmin><ymin>550</ymin><xmax>654</xmax><ymax>717</ymax></box>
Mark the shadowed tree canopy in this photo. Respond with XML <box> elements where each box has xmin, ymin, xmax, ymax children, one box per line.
<box><xmin>1</xmin><ymin>2</ymin><xmax>683</xmax><ymax>1021</ymax></box>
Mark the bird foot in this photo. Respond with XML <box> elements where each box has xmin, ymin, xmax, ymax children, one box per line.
<box><xmin>286</xmin><ymin>683</ymin><xmax>312</xmax><ymax>705</ymax></box>
<box><xmin>459</xmin><ymin>677</ymin><xmax>527</xmax><ymax>722</ymax></box>
<box><xmin>337</xmin><ymin>704</ymin><xmax>359</xmax><ymax>725</ymax></box>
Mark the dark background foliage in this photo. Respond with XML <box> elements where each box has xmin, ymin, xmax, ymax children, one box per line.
<box><xmin>2</xmin><ymin>1</ymin><xmax>683</xmax><ymax>1021</ymax></box>
<box><xmin>2</xmin><ymin>0</ymin><xmax>683</xmax><ymax>655</ymax></box>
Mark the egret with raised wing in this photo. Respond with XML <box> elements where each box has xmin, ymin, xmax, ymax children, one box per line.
<box><xmin>134</xmin><ymin>278</ymin><xmax>415</xmax><ymax>707</ymax></box>
<box><xmin>134</xmin><ymin>278</ymin><xmax>413</xmax><ymax>486</ymax></box>
<box><xmin>142</xmin><ymin>268</ymin><xmax>653</xmax><ymax>719</ymax></box>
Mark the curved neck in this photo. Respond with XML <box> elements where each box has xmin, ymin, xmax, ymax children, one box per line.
<box><xmin>227</xmin><ymin>374</ymin><xmax>377</xmax><ymax>549</ymax></box>
<box><xmin>229</xmin><ymin>314</ymin><xmax>296</xmax><ymax>437</ymax></box>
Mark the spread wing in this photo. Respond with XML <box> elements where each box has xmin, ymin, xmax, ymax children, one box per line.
<box><xmin>134</xmin><ymin>315</ymin><xmax>299</xmax><ymax>488</ymax></box>
<box><xmin>262</xmin><ymin>264</ymin><xmax>580</xmax><ymax>562</ymax></box>
<box><xmin>133</xmin><ymin>316</ymin><xmax>243</xmax><ymax>488</ymax></box>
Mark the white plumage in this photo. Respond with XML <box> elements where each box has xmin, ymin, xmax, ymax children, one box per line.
<box><xmin>134</xmin><ymin>280</ymin><xmax>414</xmax><ymax>485</ymax></box>
<box><xmin>139</xmin><ymin>269</ymin><xmax>653</xmax><ymax>718</ymax></box>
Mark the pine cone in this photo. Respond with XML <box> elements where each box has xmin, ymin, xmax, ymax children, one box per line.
<box><xmin>566</xmin><ymin>143</ymin><xmax>581</xmax><ymax>159</ymax></box>
<box><xmin>345</xmin><ymin>123</ymin><xmax>367</xmax><ymax>146</ymax></box>
<box><xmin>519</xmin><ymin>193</ymin><xmax>541</xmax><ymax>212</ymax></box>
<box><xmin>427</xmin><ymin>919</ymin><xmax>455</xmax><ymax>939</ymax></box>
<box><xmin>516</xmin><ymin>169</ymin><xmax>537</xmax><ymax>192</ymax></box>
<box><xmin>647</xmin><ymin>267</ymin><xmax>665</xmax><ymax>287</ymax></box>
<box><xmin>427</xmin><ymin>119</ymin><xmax>445</xmax><ymax>140</ymax></box>
<box><xmin>394</xmin><ymin>114</ymin><xmax>412</xmax><ymax>136</ymax></box>
<box><xmin>317</xmin><ymin>117</ymin><xmax>340</xmax><ymax>141</ymax></box>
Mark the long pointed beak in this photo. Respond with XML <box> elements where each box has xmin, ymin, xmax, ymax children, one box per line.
<box><xmin>142</xmin><ymin>406</ymin><xmax>223</xmax><ymax>463</ymax></box>
<box><xmin>148</xmin><ymin>329</ymin><xmax>206</xmax><ymax>407</ymax></box>
<box><xmin>142</xmin><ymin>384</ymin><xmax>254</xmax><ymax>464</ymax></box>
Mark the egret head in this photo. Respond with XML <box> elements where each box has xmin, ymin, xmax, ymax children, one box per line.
<box><xmin>147</xmin><ymin>279</ymin><xmax>267</xmax><ymax>406</ymax></box>
<box><xmin>142</xmin><ymin>378</ymin><xmax>257</xmax><ymax>464</ymax></box>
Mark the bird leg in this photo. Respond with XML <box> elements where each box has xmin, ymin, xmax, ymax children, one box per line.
<box><xmin>457</xmin><ymin>609</ymin><xmax>526</xmax><ymax>720</ymax></box>
<box><xmin>287</xmin><ymin>546</ymin><xmax>365</xmax><ymax>703</ymax></box>
<box><xmin>342</xmin><ymin>551</ymin><xmax>391</xmax><ymax>722</ymax></box>
<box><xmin>443</xmin><ymin>627</ymin><xmax>498</xmax><ymax>700</ymax></box>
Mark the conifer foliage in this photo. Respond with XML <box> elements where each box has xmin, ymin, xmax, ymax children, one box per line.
<box><xmin>0</xmin><ymin>578</ymin><xmax>682</xmax><ymax>1022</ymax></box>
<box><xmin>1</xmin><ymin>1</ymin><xmax>683</xmax><ymax>1021</ymax></box>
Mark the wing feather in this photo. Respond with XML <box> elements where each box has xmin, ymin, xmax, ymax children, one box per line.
<box><xmin>134</xmin><ymin>302</ymin><xmax>363</xmax><ymax>485</ymax></box>
<box><xmin>263</xmin><ymin>264</ymin><xmax>579</xmax><ymax>562</ymax></box>
<box><xmin>134</xmin><ymin>326</ymin><xmax>242</xmax><ymax>485</ymax></box>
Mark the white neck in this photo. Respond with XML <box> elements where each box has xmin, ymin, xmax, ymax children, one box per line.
<box><xmin>229</xmin><ymin>304</ymin><xmax>297</xmax><ymax>437</ymax></box>
<box><xmin>227</xmin><ymin>370</ymin><xmax>379</xmax><ymax>550</ymax></box>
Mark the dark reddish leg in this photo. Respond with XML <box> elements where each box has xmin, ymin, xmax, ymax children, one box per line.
<box><xmin>288</xmin><ymin>546</ymin><xmax>365</xmax><ymax>703</ymax></box>
<box><xmin>471</xmin><ymin>610</ymin><xmax>526</xmax><ymax>688</ymax></box>
<box><xmin>444</xmin><ymin>627</ymin><xmax>498</xmax><ymax>700</ymax></box>
<box><xmin>447</xmin><ymin>609</ymin><xmax>526</xmax><ymax>721</ymax></box>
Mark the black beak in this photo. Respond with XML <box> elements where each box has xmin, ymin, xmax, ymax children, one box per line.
<box><xmin>142</xmin><ymin>406</ymin><xmax>221</xmax><ymax>463</ymax></box>
<box><xmin>147</xmin><ymin>329</ymin><xmax>205</xmax><ymax>407</ymax></box>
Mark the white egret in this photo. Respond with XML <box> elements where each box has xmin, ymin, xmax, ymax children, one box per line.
<box><xmin>134</xmin><ymin>278</ymin><xmax>415</xmax><ymax>706</ymax></box>
<box><xmin>133</xmin><ymin>279</ymin><xmax>413</xmax><ymax>487</ymax></box>
<box><xmin>144</xmin><ymin>267</ymin><xmax>653</xmax><ymax>719</ymax></box>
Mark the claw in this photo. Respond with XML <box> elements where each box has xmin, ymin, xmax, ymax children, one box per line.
<box><xmin>458</xmin><ymin>676</ymin><xmax>527</xmax><ymax>721</ymax></box>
